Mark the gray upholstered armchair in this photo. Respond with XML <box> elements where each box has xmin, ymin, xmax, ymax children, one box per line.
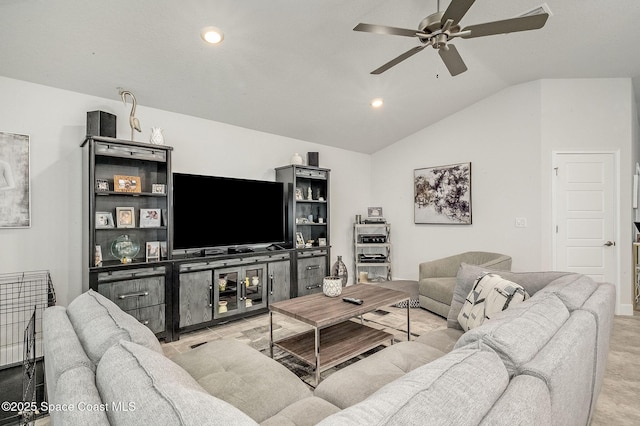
<box><xmin>418</xmin><ymin>251</ymin><xmax>512</xmax><ymax>317</ymax></box>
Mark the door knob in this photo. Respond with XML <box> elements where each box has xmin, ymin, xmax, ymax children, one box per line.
<box><xmin>603</xmin><ymin>241</ymin><xmax>616</xmax><ymax>247</ymax></box>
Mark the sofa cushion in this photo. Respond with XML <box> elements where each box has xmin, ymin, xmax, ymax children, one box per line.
<box><xmin>96</xmin><ymin>340</ymin><xmax>257</xmax><ymax>426</ymax></box>
<box><xmin>579</xmin><ymin>283</ymin><xmax>616</xmax><ymax>422</ymax></box>
<box><xmin>520</xmin><ymin>310</ymin><xmax>596</xmax><ymax>426</ymax></box>
<box><xmin>260</xmin><ymin>397</ymin><xmax>341</xmax><ymax>426</ymax></box>
<box><xmin>50</xmin><ymin>365</ymin><xmax>110</xmax><ymax>426</ymax></box>
<box><xmin>314</xmin><ymin>341</ymin><xmax>446</xmax><ymax>409</ymax></box>
<box><xmin>448</xmin><ymin>264</ymin><xmax>572</xmax><ymax>330</ymax></box>
<box><xmin>42</xmin><ymin>306</ymin><xmax>96</xmax><ymax>401</ymax></box>
<box><xmin>535</xmin><ymin>273</ymin><xmax>598</xmax><ymax>311</ymax></box>
<box><xmin>458</xmin><ymin>273</ymin><xmax>528</xmax><ymax>331</ymax></box>
<box><xmin>317</xmin><ymin>347</ymin><xmax>509</xmax><ymax>426</ymax></box>
<box><xmin>480</xmin><ymin>375</ymin><xmax>552</xmax><ymax>426</ymax></box>
<box><xmin>414</xmin><ymin>327</ymin><xmax>464</xmax><ymax>353</ymax></box>
<box><xmin>172</xmin><ymin>338</ymin><xmax>312</xmax><ymax>423</ymax></box>
<box><xmin>455</xmin><ymin>292</ymin><xmax>570</xmax><ymax>377</ymax></box>
<box><xmin>66</xmin><ymin>289</ymin><xmax>162</xmax><ymax>365</ymax></box>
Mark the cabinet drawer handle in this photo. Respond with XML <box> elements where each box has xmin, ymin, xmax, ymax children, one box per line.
<box><xmin>269</xmin><ymin>274</ymin><xmax>274</xmax><ymax>295</ymax></box>
<box><xmin>139</xmin><ymin>320</ymin><xmax>149</xmax><ymax>326</ymax></box>
<box><xmin>306</xmin><ymin>265</ymin><xmax>320</xmax><ymax>270</ymax></box>
<box><xmin>209</xmin><ymin>285</ymin><xmax>213</xmax><ymax>307</ymax></box>
<box><xmin>306</xmin><ymin>284</ymin><xmax>322</xmax><ymax>290</ymax></box>
<box><xmin>118</xmin><ymin>291</ymin><xmax>149</xmax><ymax>299</ymax></box>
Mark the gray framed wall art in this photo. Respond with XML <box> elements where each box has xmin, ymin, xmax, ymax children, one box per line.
<box><xmin>0</xmin><ymin>132</ymin><xmax>30</xmax><ymax>228</ymax></box>
<box><xmin>414</xmin><ymin>162</ymin><xmax>471</xmax><ymax>224</ymax></box>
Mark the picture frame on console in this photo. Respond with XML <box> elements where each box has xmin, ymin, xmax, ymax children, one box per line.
<box><xmin>414</xmin><ymin>162</ymin><xmax>472</xmax><ymax>225</ymax></box>
<box><xmin>146</xmin><ymin>241</ymin><xmax>160</xmax><ymax>262</ymax></box>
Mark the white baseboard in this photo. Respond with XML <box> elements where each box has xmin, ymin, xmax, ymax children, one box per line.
<box><xmin>616</xmin><ymin>303</ymin><xmax>634</xmax><ymax>316</ymax></box>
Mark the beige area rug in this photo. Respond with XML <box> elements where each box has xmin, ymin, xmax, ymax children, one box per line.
<box><xmin>162</xmin><ymin>309</ymin><xmax>640</xmax><ymax>421</ymax></box>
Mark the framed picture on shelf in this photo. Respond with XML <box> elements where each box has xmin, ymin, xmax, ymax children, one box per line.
<box><xmin>318</xmin><ymin>237</ymin><xmax>327</xmax><ymax>247</ymax></box>
<box><xmin>139</xmin><ymin>208</ymin><xmax>161</xmax><ymax>227</ymax></box>
<box><xmin>159</xmin><ymin>241</ymin><xmax>167</xmax><ymax>259</ymax></box>
<box><xmin>96</xmin><ymin>179</ymin><xmax>109</xmax><ymax>192</ymax></box>
<box><xmin>152</xmin><ymin>183</ymin><xmax>166</xmax><ymax>194</ymax></box>
<box><xmin>368</xmin><ymin>207</ymin><xmax>383</xmax><ymax>218</ymax></box>
<box><xmin>116</xmin><ymin>207</ymin><xmax>135</xmax><ymax>228</ymax></box>
<box><xmin>114</xmin><ymin>175</ymin><xmax>141</xmax><ymax>193</ymax></box>
<box><xmin>95</xmin><ymin>212</ymin><xmax>114</xmax><ymax>228</ymax></box>
<box><xmin>95</xmin><ymin>245</ymin><xmax>103</xmax><ymax>267</ymax></box>
<box><xmin>146</xmin><ymin>241</ymin><xmax>160</xmax><ymax>262</ymax></box>
<box><xmin>296</xmin><ymin>231</ymin><xmax>305</xmax><ymax>248</ymax></box>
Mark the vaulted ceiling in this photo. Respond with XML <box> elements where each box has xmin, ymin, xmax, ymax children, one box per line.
<box><xmin>1</xmin><ymin>0</ymin><xmax>639</xmax><ymax>153</ymax></box>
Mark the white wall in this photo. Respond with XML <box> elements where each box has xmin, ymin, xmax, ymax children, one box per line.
<box><xmin>371</xmin><ymin>81</ymin><xmax>544</xmax><ymax>278</ymax></box>
<box><xmin>0</xmin><ymin>76</ymin><xmax>370</xmax><ymax>306</ymax></box>
<box><xmin>372</xmin><ymin>77</ymin><xmax>636</xmax><ymax>315</ymax></box>
<box><xmin>540</xmin><ymin>78</ymin><xmax>636</xmax><ymax>314</ymax></box>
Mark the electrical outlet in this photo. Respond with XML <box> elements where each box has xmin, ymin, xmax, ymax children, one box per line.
<box><xmin>515</xmin><ymin>217</ymin><xmax>527</xmax><ymax>228</ymax></box>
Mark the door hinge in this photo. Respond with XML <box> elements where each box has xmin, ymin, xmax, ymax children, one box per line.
<box><xmin>556</xmin><ymin>225</ymin><xmax>558</xmax><ymax>233</ymax></box>
<box><xmin>553</xmin><ymin>167</ymin><xmax>559</xmax><ymax>176</ymax></box>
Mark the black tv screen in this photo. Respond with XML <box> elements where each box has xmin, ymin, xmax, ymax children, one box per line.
<box><xmin>173</xmin><ymin>173</ymin><xmax>285</xmax><ymax>250</ymax></box>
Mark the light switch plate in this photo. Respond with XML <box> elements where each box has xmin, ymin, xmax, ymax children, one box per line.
<box><xmin>515</xmin><ymin>217</ymin><xmax>527</xmax><ymax>228</ymax></box>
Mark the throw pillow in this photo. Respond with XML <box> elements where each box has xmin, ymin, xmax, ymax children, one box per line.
<box><xmin>458</xmin><ymin>273</ymin><xmax>529</xmax><ymax>331</ymax></box>
<box><xmin>447</xmin><ymin>263</ymin><xmax>573</xmax><ymax>330</ymax></box>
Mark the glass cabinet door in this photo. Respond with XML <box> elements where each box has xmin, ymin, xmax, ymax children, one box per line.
<box><xmin>214</xmin><ymin>264</ymin><xmax>267</xmax><ymax>318</ymax></box>
<box><xmin>244</xmin><ymin>266</ymin><xmax>266</xmax><ymax>311</ymax></box>
<box><xmin>215</xmin><ymin>268</ymin><xmax>240</xmax><ymax>318</ymax></box>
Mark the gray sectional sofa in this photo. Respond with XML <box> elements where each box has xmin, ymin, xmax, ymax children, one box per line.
<box><xmin>43</xmin><ymin>263</ymin><xmax>615</xmax><ymax>425</ymax></box>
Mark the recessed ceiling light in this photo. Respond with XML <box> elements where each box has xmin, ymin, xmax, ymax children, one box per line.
<box><xmin>371</xmin><ymin>98</ymin><xmax>384</xmax><ymax>108</ymax></box>
<box><xmin>201</xmin><ymin>26</ymin><xmax>224</xmax><ymax>44</ymax></box>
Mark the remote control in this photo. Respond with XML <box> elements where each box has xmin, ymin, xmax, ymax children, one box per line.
<box><xmin>343</xmin><ymin>297</ymin><xmax>363</xmax><ymax>305</ymax></box>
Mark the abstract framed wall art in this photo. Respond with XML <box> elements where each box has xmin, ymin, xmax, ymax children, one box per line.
<box><xmin>414</xmin><ymin>162</ymin><xmax>471</xmax><ymax>225</ymax></box>
<box><xmin>0</xmin><ymin>132</ymin><xmax>30</xmax><ymax>228</ymax></box>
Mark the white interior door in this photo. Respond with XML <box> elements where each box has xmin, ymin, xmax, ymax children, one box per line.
<box><xmin>553</xmin><ymin>152</ymin><xmax>617</xmax><ymax>283</ymax></box>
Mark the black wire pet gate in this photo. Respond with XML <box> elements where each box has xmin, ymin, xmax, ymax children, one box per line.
<box><xmin>0</xmin><ymin>270</ymin><xmax>56</xmax><ymax>424</ymax></box>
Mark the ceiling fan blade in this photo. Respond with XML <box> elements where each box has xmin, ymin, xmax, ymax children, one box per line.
<box><xmin>441</xmin><ymin>0</ymin><xmax>476</xmax><ymax>26</ymax></box>
<box><xmin>353</xmin><ymin>23</ymin><xmax>421</xmax><ymax>37</ymax></box>
<box><xmin>461</xmin><ymin>13</ymin><xmax>548</xmax><ymax>38</ymax></box>
<box><xmin>371</xmin><ymin>45</ymin><xmax>427</xmax><ymax>74</ymax></box>
<box><xmin>438</xmin><ymin>44</ymin><xmax>467</xmax><ymax>76</ymax></box>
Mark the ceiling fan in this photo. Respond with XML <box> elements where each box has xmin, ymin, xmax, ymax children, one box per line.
<box><xmin>354</xmin><ymin>0</ymin><xmax>549</xmax><ymax>76</ymax></box>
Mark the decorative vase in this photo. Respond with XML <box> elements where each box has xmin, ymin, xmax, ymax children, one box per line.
<box><xmin>218</xmin><ymin>301</ymin><xmax>227</xmax><ymax>314</ymax></box>
<box><xmin>219</xmin><ymin>278</ymin><xmax>227</xmax><ymax>291</ymax></box>
<box><xmin>150</xmin><ymin>127</ymin><xmax>164</xmax><ymax>145</ymax></box>
<box><xmin>252</xmin><ymin>276</ymin><xmax>259</xmax><ymax>286</ymax></box>
<box><xmin>290</xmin><ymin>152</ymin><xmax>303</xmax><ymax>165</ymax></box>
<box><xmin>110</xmin><ymin>234</ymin><xmax>140</xmax><ymax>263</ymax></box>
<box><xmin>245</xmin><ymin>298</ymin><xmax>253</xmax><ymax>307</ymax></box>
<box><xmin>323</xmin><ymin>276</ymin><xmax>343</xmax><ymax>297</ymax></box>
<box><xmin>331</xmin><ymin>255</ymin><xmax>348</xmax><ymax>287</ymax></box>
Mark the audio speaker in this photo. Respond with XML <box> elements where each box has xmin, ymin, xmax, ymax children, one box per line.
<box><xmin>307</xmin><ymin>152</ymin><xmax>319</xmax><ymax>167</ymax></box>
<box><xmin>87</xmin><ymin>111</ymin><xmax>116</xmax><ymax>138</ymax></box>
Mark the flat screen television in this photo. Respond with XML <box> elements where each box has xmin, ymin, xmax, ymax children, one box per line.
<box><xmin>173</xmin><ymin>173</ymin><xmax>286</xmax><ymax>251</ymax></box>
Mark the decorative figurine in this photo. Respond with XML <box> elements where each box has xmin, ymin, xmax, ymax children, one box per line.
<box><xmin>307</xmin><ymin>187</ymin><xmax>313</xmax><ymax>200</ymax></box>
<box><xmin>119</xmin><ymin>89</ymin><xmax>142</xmax><ymax>141</ymax></box>
<box><xmin>150</xmin><ymin>127</ymin><xmax>164</xmax><ymax>145</ymax></box>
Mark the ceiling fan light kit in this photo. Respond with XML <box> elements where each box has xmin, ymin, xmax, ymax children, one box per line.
<box><xmin>354</xmin><ymin>0</ymin><xmax>550</xmax><ymax>76</ymax></box>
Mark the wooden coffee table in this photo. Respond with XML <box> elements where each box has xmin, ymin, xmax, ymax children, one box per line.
<box><xmin>269</xmin><ymin>283</ymin><xmax>410</xmax><ymax>385</ymax></box>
